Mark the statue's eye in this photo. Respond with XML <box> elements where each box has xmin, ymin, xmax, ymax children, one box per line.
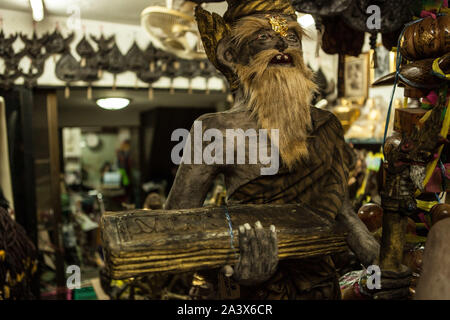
<box><xmin>257</xmin><ymin>33</ymin><xmax>269</xmax><ymax>40</ymax></box>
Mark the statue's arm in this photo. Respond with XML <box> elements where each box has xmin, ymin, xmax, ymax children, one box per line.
<box><xmin>337</xmin><ymin>195</ymin><xmax>380</xmax><ymax>266</ymax></box>
<box><xmin>165</xmin><ymin>162</ymin><xmax>219</xmax><ymax>209</ymax></box>
<box><xmin>322</xmin><ymin>117</ymin><xmax>380</xmax><ymax>266</ymax></box>
<box><xmin>165</xmin><ymin>113</ymin><xmax>222</xmax><ymax>210</ymax></box>
<box><xmin>319</xmin><ymin>145</ymin><xmax>379</xmax><ymax>266</ymax></box>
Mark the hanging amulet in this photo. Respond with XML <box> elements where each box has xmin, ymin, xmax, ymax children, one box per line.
<box><xmin>399</xmin><ymin>15</ymin><xmax>450</xmax><ymax>61</ymax></box>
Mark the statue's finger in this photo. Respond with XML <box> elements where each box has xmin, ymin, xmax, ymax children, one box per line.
<box><xmin>235</xmin><ymin>223</ymin><xmax>252</xmax><ymax>280</ymax></box>
<box><xmin>269</xmin><ymin>225</ymin><xmax>278</xmax><ymax>255</ymax></box>
<box><xmin>221</xmin><ymin>265</ymin><xmax>234</xmax><ymax>278</ymax></box>
<box><xmin>268</xmin><ymin>225</ymin><xmax>278</xmax><ymax>273</ymax></box>
<box><xmin>236</xmin><ymin>255</ymin><xmax>250</xmax><ymax>280</ymax></box>
<box><xmin>238</xmin><ymin>225</ymin><xmax>249</xmax><ymax>258</ymax></box>
<box><xmin>254</xmin><ymin>221</ymin><xmax>269</xmax><ymax>255</ymax></box>
<box><xmin>238</xmin><ymin>224</ymin><xmax>247</xmax><ymax>246</ymax></box>
<box><xmin>253</xmin><ymin>221</ymin><xmax>267</xmax><ymax>274</ymax></box>
<box><xmin>236</xmin><ymin>225</ymin><xmax>250</xmax><ymax>280</ymax></box>
<box><xmin>244</xmin><ymin>223</ymin><xmax>259</xmax><ymax>262</ymax></box>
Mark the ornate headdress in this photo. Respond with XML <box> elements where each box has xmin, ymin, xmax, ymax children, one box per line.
<box><xmin>195</xmin><ymin>0</ymin><xmax>297</xmax><ymax>91</ymax></box>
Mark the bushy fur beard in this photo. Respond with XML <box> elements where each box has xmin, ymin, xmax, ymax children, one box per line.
<box><xmin>235</xmin><ymin>48</ymin><xmax>317</xmax><ymax>170</ymax></box>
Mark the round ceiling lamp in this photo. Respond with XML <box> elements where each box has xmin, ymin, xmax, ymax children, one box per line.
<box><xmin>297</xmin><ymin>13</ymin><xmax>315</xmax><ymax>28</ymax></box>
<box><xmin>96</xmin><ymin>98</ymin><xmax>130</xmax><ymax>110</ymax></box>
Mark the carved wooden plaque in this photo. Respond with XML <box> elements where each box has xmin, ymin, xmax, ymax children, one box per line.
<box><xmin>102</xmin><ymin>204</ymin><xmax>348</xmax><ymax>279</ymax></box>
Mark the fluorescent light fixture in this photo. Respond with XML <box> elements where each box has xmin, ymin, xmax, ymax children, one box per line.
<box><xmin>297</xmin><ymin>14</ymin><xmax>315</xmax><ymax>28</ymax></box>
<box><xmin>29</xmin><ymin>0</ymin><xmax>44</xmax><ymax>22</ymax></box>
<box><xmin>96</xmin><ymin>98</ymin><xmax>130</xmax><ymax>110</ymax></box>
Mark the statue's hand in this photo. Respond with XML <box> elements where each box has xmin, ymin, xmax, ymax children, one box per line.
<box><xmin>222</xmin><ymin>221</ymin><xmax>278</xmax><ymax>286</ymax></box>
<box><xmin>362</xmin><ymin>265</ymin><xmax>412</xmax><ymax>300</ymax></box>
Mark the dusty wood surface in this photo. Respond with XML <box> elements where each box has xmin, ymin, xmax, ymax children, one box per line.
<box><xmin>101</xmin><ymin>204</ymin><xmax>348</xmax><ymax>279</ymax></box>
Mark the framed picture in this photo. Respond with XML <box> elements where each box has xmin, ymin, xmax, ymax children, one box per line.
<box><xmin>344</xmin><ymin>53</ymin><xmax>370</xmax><ymax>100</ymax></box>
<box><xmin>370</xmin><ymin>44</ymin><xmax>398</xmax><ymax>83</ymax></box>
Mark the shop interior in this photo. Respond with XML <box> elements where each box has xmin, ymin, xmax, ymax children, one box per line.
<box><xmin>0</xmin><ymin>0</ymin><xmax>449</xmax><ymax>300</ymax></box>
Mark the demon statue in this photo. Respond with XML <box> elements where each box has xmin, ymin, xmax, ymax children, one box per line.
<box><xmin>164</xmin><ymin>0</ymin><xmax>381</xmax><ymax>299</ymax></box>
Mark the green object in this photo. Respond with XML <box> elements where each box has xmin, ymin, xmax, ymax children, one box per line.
<box><xmin>61</xmin><ymin>193</ymin><xmax>71</xmax><ymax>212</ymax></box>
<box><xmin>119</xmin><ymin>168</ymin><xmax>130</xmax><ymax>186</ymax></box>
<box><xmin>73</xmin><ymin>286</ymin><xmax>98</xmax><ymax>300</ymax></box>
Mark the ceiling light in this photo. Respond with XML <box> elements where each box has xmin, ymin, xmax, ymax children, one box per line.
<box><xmin>96</xmin><ymin>98</ymin><xmax>130</xmax><ymax>110</ymax></box>
<box><xmin>297</xmin><ymin>14</ymin><xmax>315</xmax><ymax>28</ymax></box>
<box><xmin>29</xmin><ymin>0</ymin><xmax>44</xmax><ymax>22</ymax></box>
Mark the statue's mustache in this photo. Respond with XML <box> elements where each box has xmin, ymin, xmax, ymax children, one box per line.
<box><xmin>249</xmin><ymin>48</ymin><xmax>305</xmax><ymax>69</ymax></box>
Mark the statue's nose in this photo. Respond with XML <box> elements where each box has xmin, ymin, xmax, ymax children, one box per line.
<box><xmin>274</xmin><ymin>36</ymin><xmax>288</xmax><ymax>52</ymax></box>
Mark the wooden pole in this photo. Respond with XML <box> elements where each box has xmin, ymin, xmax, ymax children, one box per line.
<box><xmin>379</xmin><ymin>212</ymin><xmax>408</xmax><ymax>271</ymax></box>
<box><xmin>46</xmin><ymin>93</ymin><xmax>65</xmax><ymax>299</ymax></box>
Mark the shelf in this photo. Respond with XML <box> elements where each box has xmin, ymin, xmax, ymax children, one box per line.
<box><xmin>346</xmin><ymin>138</ymin><xmax>383</xmax><ymax>145</ymax></box>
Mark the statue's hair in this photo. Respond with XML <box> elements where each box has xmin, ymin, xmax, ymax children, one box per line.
<box><xmin>236</xmin><ymin>47</ymin><xmax>317</xmax><ymax>170</ymax></box>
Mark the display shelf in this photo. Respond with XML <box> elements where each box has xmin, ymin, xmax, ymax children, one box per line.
<box><xmin>346</xmin><ymin>138</ymin><xmax>383</xmax><ymax>145</ymax></box>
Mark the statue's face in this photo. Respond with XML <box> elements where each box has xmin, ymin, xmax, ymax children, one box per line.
<box><xmin>225</xmin><ymin>15</ymin><xmax>316</xmax><ymax>170</ymax></box>
<box><xmin>230</xmin><ymin>15</ymin><xmax>304</xmax><ymax>68</ymax></box>
<box><xmin>236</xmin><ymin>27</ymin><xmax>301</xmax><ymax>67</ymax></box>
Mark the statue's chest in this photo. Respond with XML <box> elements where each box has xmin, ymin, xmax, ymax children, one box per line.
<box><xmin>228</xmin><ymin>134</ymin><xmax>335</xmax><ymax>204</ymax></box>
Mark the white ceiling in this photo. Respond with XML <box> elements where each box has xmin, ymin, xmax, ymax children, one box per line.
<box><xmin>0</xmin><ymin>0</ymin><xmax>227</xmax><ymax>25</ymax></box>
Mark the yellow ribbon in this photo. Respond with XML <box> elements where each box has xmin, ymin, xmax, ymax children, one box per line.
<box><xmin>416</xmin><ymin>199</ymin><xmax>439</xmax><ymax>212</ymax></box>
<box><xmin>3</xmin><ymin>286</ymin><xmax>10</xmax><ymax>299</ymax></box>
<box><xmin>356</xmin><ymin>168</ymin><xmax>370</xmax><ymax>198</ymax></box>
<box><xmin>31</xmin><ymin>261</ymin><xmax>38</xmax><ymax>274</ymax></box>
<box><xmin>415</xmin><ymin>97</ymin><xmax>450</xmax><ymax>196</ymax></box>
<box><xmin>16</xmin><ymin>272</ymin><xmax>24</xmax><ymax>283</ymax></box>
<box><xmin>432</xmin><ymin>57</ymin><xmax>450</xmax><ymax>80</ymax></box>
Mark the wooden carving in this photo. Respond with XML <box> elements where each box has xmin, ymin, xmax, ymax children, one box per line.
<box><xmin>76</xmin><ymin>35</ymin><xmax>100</xmax><ymax>98</ymax></box>
<box><xmin>106</xmin><ymin>41</ymin><xmax>126</xmax><ymax>88</ymax></box>
<box><xmin>101</xmin><ymin>204</ymin><xmax>348</xmax><ymax>279</ymax></box>
<box><xmin>45</xmin><ymin>28</ymin><xmax>74</xmax><ymax>55</ymax></box>
<box><xmin>91</xmin><ymin>34</ymin><xmax>114</xmax><ymax>72</ymax></box>
<box><xmin>400</xmin><ymin>15</ymin><xmax>450</xmax><ymax>61</ymax></box>
<box><xmin>19</xmin><ymin>30</ymin><xmax>49</xmax><ymax>88</ymax></box>
<box><xmin>176</xmin><ymin>59</ymin><xmax>201</xmax><ymax>93</ymax></box>
<box><xmin>106</xmin><ymin>42</ymin><xmax>126</xmax><ymax>75</ymax></box>
<box><xmin>20</xmin><ymin>31</ymin><xmax>49</xmax><ymax>59</ymax></box>
<box><xmin>0</xmin><ymin>65</ymin><xmax>21</xmax><ymax>90</ymax></box>
<box><xmin>0</xmin><ymin>30</ymin><xmax>16</xmax><ymax>55</ymax></box>
<box><xmin>372</xmin><ymin>53</ymin><xmax>450</xmax><ymax>89</ymax></box>
<box><xmin>55</xmin><ymin>49</ymin><xmax>81</xmax><ymax>96</ymax></box>
<box><xmin>55</xmin><ymin>51</ymin><xmax>81</xmax><ymax>83</ymax></box>
<box><xmin>380</xmin><ymin>88</ymin><xmax>449</xmax><ymax>272</ymax></box>
<box><xmin>0</xmin><ymin>30</ymin><xmax>23</xmax><ymax>90</ymax></box>
<box><xmin>137</xmin><ymin>43</ymin><xmax>163</xmax><ymax>99</ymax></box>
<box><xmin>21</xmin><ymin>56</ymin><xmax>45</xmax><ymax>88</ymax></box>
<box><xmin>125</xmin><ymin>41</ymin><xmax>146</xmax><ymax>73</ymax></box>
<box><xmin>198</xmin><ymin>59</ymin><xmax>218</xmax><ymax>93</ymax></box>
<box><xmin>76</xmin><ymin>35</ymin><xmax>96</xmax><ymax>65</ymax></box>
